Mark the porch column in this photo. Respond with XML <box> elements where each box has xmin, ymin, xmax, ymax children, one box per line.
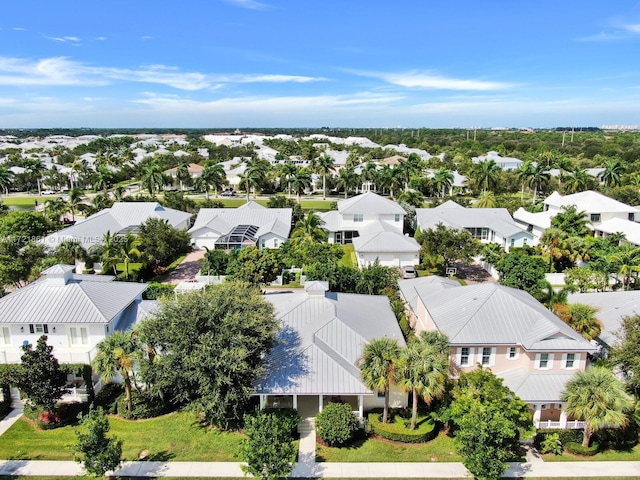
<box><xmin>319</xmin><ymin>394</ymin><xmax>324</xmax><ymax>413</ymax></box>
<box><xmin>293</xmin><ymin>395</ymin><xmax>298</xmax><ymax>410</ymax></box>
<box><xmin>559</xmin><ymin>408</ymin><xmax>568</xmax><ymax>429</ymax></box>
<box><xmin>532</xmin><ymin>404</ymin><xmax>542</xmax><ymax>426</ymax></box>
<box><xmin>259</xmin><ymin>394</ymin><xmax>265</xmax><ymax>409</ymax></box>
<box><xmin>358</xmin><ymin>395</ymin><xmax>364</xmax><ymax>419</ymax></box>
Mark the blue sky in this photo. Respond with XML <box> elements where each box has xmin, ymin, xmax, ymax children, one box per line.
<box><xmin>1</xmin><ymin>0</ymin><xmax>640</xmax><ymax>128</ymax></box>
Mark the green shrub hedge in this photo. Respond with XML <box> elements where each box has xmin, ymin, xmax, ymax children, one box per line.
<box><xmin>534</xmin><ymin>428</ymin><xmax>583</xmax><ymax>449</ymax></box>
<box><xmin>368</xmin><ymin>412</ymin><xmax>437</xmax><ymax>443</ymax></box>
<box><xmin>317</xmin><ymin>402</ymin><xmax>361</xmax><ymax>447</ymax></box>
<box><xmin>143</xmin><ymin>282</ymin><xmax>176</xmax><ymax>300</ymax></box>
<box><xmin>260</xmin><ymin>407</ymin><xmax>301</xmax><ymax>437</ymax></box>
<box><xmin>116</xmin><ymin>390</ymin><xmax>169</xmax><ymax>419</ymax></box>
<box><xmin>565</xmin><ymin>441</ymin><xmax>600</xmax><ymax>456</ymax></box>
<box><xmin>0</xmin><ymin>384</ymin><xmax>11</xmax><ymax>417</ymax></box>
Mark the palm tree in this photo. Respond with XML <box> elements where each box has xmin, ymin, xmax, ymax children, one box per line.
<box><xmin>44</xmin><ymin>196</ymin><xmax>67</xmax><ymax>224</ymax></box>
<box><xmin>93</xmin><ymin>331</ymin><xmax>140</xmax><ymax>413</ymax></box>
<box><xmin>607</xmin><ymin>243</ymin><xmax>640</xmax><ymax>290</ymax></box>
<box><xmin>553</xmin><ymin>157</ymin><xmax>575</xmax><ymax>185</ymax></box>
<box><xmin>65</xmin><ymin>188</ymin><xmax>87</xmax><ymax>222</ymax></box>
<box><xmin>24</xmin><ymin>158</ymin><xmax>45</xmax><ymax>195</ymax></box>
<box><xmin>564</xmin><ymin>168</ymin><xmax>593</xmax><ymax>194</ymax></box>
<box><xmin>92</xmin><ymin>165</ymin><xmax>112</xmax><ymax>193</ymax></box>
<box><xmin>562</xmin><ymin>366</ymin><xmax>634</xmax><ymax>447</ymax></box>
<box><xmin>515</xmin><ymin>160</ymin><xmax>534</xmax><ymax>201</ymax></box>
<box><xmin>361</xmin><ymin>161</ymin><xmax>379</xmax><ymax>193</ymax></box>
<box><xmin>395</xmin><ymin>331</ymin><xmax>449</xmax><ymax>430</ymax></box>
<box><xmin>600</xmin><ymin>159</ymin><xmax>624</xmax><ymax>190</ymax></box>
<box><xmin>565</xmin><ymin>303</ymin><xmax>602</xmax><ymax>341</ymax></box>
<box><xmin>538</xmin><ymin>281</ymin><xmax>572</xmax><ymax>314</ymax></box>
<box><xmin>175</xmin><ymin>162</ymin><xmax>191</xmax><ymax>191</ymax></box>
<box><xmin>99</xmin><ymin>231</ymin><xmax>120</xmax><ymax>275</ymax></box>
<box><xmin>117</xmin><ymin>232</ymin><xmax>142</xmax><ymax>280</ymax></box>
<box><xmin>432</xmin><ymin>167</ymin><xmax>454</xmax><ymax>198</ymax></box>
<box><xmin>473</xmin><ymin>159</ymin><xmax>501</xmax><ymax>193</ymax></box>
<box><xmin>290</xmin><ymin>167</ymin><xmax>312</xmax><ymax>202</ymax></box>
<box><xmin>240</xmin><ymin>159</ymin><xmax>268</xmax><ymax>201</ymax></box>
<box><xmin>0</xmin><ymin>167</ymin><xmax>13</xmax><ymax>204</ymax></box>
<box><xmin>398</xmin><ymin>189</ymin><xmax>424</xmax><ymax>208</ymax></box>
<box><xmin>291</xmin><ymin>211</ymin><xmax>326</xmax><ymax>245</ymax></box>
<box><xmin>53</xmin><ymin>240</ymin><xmax>88</xmax><ymax>266</ymax></box>
<box><xmin>311</xmin><ymin>153</ymin><xmax>335</xmax><ymax>200</ymax></box>
<box><xmin>335</xmin><ymin>167</ymin><xmax>359</xmax><ymax>199</ymax></box>
<box><xmin>529</xmin><ymin>162</ymin><xmax>551</xmax><ymax>204</ymax></box>
<box><xmin>139</xmin><ymin>160</ymin><xmax>167</xmax><ymax>196</ymax></box>
<box><xmin>474</xmin><ymin>191</ymin><xmax>497</xmax><ymax>208</ymax></box>
<box><xmin>199</xmin><ymin>163</ymin><xmax>226</xmax><ymax>199</ymax></box>
<box><xmin>359</xmin><ymin>337</ymin><xmax>400</xmax><ymax>424</ymax></box>
<box><xmin>398</xmin><ymin>153</ymin><xmax>423</xmax><ymax>191</ymax></box>
<box><xmin>278</xmin><ymin>161</ymin><xmax>298</xmax><ymax>197</ymax></box>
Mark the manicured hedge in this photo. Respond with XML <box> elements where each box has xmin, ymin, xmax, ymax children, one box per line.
<box><xmin>565</xmin><ymin>441</ymin><xmax>600</xmax><ymax>456</ymax></box>
<box><xmin>534</xmin><ymin>428</ymin><xmax>582</xmax><ymax>448</ymax></box>
<box><xmin>368</xmin><ymin>412</ymin><xmax>438</xmax><ymax>443</ymax></box>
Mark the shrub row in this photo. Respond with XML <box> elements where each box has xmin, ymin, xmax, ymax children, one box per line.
<box><xmin>534</xmin><ymin>428</ymin><xmax>583</xmax><ymax>448</ymax></box>
<box><xmin>143</xmin><ymin>282</ymin><xmax>177</xmax><ymax>300</ymax></box>
<box><xmin>368</xmin><ymin>413</ymin><xmax>438</xmax><ymax>443</ymax></box>
<box><xmin>565</xmin><ymin>441</ymin><xmax>600</xmax><ymax>456</ymax></box>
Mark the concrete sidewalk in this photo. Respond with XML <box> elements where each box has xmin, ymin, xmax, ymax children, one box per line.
<box><xmin>1</xmin><ymin>459</ymin><xmax>640</xmax><ymax>478</ymax></box>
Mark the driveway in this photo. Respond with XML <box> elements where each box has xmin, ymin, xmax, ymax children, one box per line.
<box><xmin>163</xmin><ymin>249</ymin><xmax>206</xmax><ymax>284</ymax></box>
<box><xmin>453</xmin><ymin>261</ymin><xmax>497</xmax><ymax>285</ymax></box>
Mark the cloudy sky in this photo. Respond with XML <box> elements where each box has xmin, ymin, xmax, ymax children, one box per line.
<box><xmin>1</xmin><ymin>0</ymin><xmax>640</xmax><ymax>128</ymax></box>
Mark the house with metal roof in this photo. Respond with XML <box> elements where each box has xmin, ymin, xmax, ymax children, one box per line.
<box><xmin>514</xmin><ymin>190</ymin><xmax>639</xmax><ymax>245</ymax></box>
<box><xmin>41</xmin><ymin>202</ymin><xmax>192</xmax><ymax>253</ymax></box>
<box><xmin>188</xmin><ymin>201</ymin><xmax>292</xmax><ymax>249</ymax></box>
<box><xmin>472</xmin><ymin>151</ymin><xmax>523</xmax><ymax>170</ymax></box>
<box><xmin>317</xmin><ymin>192</ymin><xmax>419</xmax><ymax>268</ymax></box>
<box><xmin>398</xmin><ymin>276</ymin><xmax>596</xmax><ymax>429</ymax></box>
<box><xmin>255</xmin><ymin>281</ymin><xmax>407</xmax><ymax>418</ymax></box>
<box><xmin>416</xmin><ymin>201</ymin><xmax>533</xmax><ymax>252</ymax></box>
<box><xmin>0</xmin><ymin>265</ymin><xmax>156</xmax><ymax>365</ymax></box>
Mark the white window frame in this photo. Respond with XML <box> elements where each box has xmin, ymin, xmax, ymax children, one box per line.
<box><xmin>394</xmin><ymin>214</ymin><xmax>401</xmax><ymax>222</ymax></box>
<box><xmin>536</xmin><ymin>353</ymin><xmax>554</xmax><ymax>370</ymax></box>
<box><xmin>69</xmin><ymin>326</ymin><xmax>89</xmax><ymax>346</ymax></box>
<box><xmin>507</xmin><ymin>346</ymin><xmax>520</xmax><ymax>360</ymax></box>
<box><xmin>481</xmin><ymin>347</ymin><xmax>495</xmax><ymax>367</ymax></box>
<box><xmin>353</xmin><ymin>213</ymin><xmax>364</xmax><ymax>223</ymax></box>
<box><xmin>0</xmin><ymin>327</ymin><xmax>10</xmax><ymax>346</ymax></box>
<box><xmin>457</xmin><ymin>347</ymin><xmax>474</xmax><ymax>367</ymax></box>
<box><xmin>562</xmin><ymin>352</ymin><xmax>580</xmax><ymax>370</ymax></box>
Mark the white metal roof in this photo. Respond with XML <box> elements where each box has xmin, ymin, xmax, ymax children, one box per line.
<box><xmin>338</xmin><ymin>192</ymin><xmax>406</xmax><ymax>215</ymax></box>
<box><xmin>544</xmin><ymin>190</ymin><xmax>638</xmax><ymax>214</ymax></box>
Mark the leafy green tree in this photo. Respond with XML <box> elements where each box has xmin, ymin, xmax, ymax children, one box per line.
<box><xmin>420</xmin><ymin>223</ymin><xmax>481</xmax><ymax>274</ymax></box>
<box><xmin>51</xmin><ymin>240</ymin><xmax>88</xmax><ymax>266</ymax></box>
<box><xmin>450</xmin><ymin>368</ymin><xmax>532</xmax><ymax>480</ymax></box>
<box><xmin>355</xmin><ymin>261</ymin><xmax>401</xmax><ymax>295</ymax></box>
<box><xmin>496</xmin><ymin>252</ymin><xmax>547</xmax><ymax>297</ymax></box>
<box><xmin>562</xmin><ymin>366</ymin><xmax>634</xmax><ymax>447</ymax></box>
<box><xmin>17</xmin><ymin>335</ymin><xmax>67</xmax><ymax>413</ymax></box>
<box><xmin>316</xmin><ymin>402</ymin><xmax>360</xmax><ymax>446</ymax></box>
<box><xmin>226</xmin><ymin>247</ymin><xmax>282</xmax><ymax>286</ymax></box>
<box><xmin>241</xmin><ymin>410</ymin><xmax>298</xmax><ymax>480</ymax></box>
<box><xmin>609</xmin><ymin>314</ymin><xmax>640</xmax><ymax>395</ymax></box>
<box><xmin>137</xmin><ymin>217</ymin><xmax>191</xmax><ymax>268</ymax></box>
<box><xmin>0</xmin><ymin>210</ymin><xmax>56</xmax><ymax>246</ymax></box>
<box><xmin>136</xmin><ymin>282</ymin><xmax>280</xmax><ymax>428</ymax></box>
<box><xmin>201</xmin><ymin>247</ymin><xmax>229</xmax><ymax>277</ymax></box>
<box><xmin>563</xmin><ymin>266</ymin><xmax>602</xmax><ymax>293</ymax></box>
<box><xmin>359</xmin><ymin>337</ymin><xmax>400</xmax><ymax>424</ymax></box>
<box><xmin>395</xmin><ymin>331</ymin><xmax>449</xmax><ymax>430</ymax></box>
<box><xmin>551</xmin><ymin>205</ymin><xmax>590</xmax><ymax>237</ymax></box>
<box><xmin>75</xmin><ymin>407</ymin><xmax>122</xmax><ymax>477</ymax></box>
<box><xmin>93</xmin><ymin>331</ymin><xmax>140</xmax><ymax>413</ymax></box>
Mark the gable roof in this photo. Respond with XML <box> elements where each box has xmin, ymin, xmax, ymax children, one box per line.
<box><xmin>594</xmin><ymin>217</ymin><xmax>640</xmax><ymax>246</ymax></box>
<box><xmin>42</xmin><ymin>202</ymin><xmax>191</xmax><ymax>249</ymax></box>
<box><xmin>0</xmin><ymin>266</ymin><xmax>147</xmax><ymax>325</ymax></box>
<box><xmin>499</xmin><ymin>368</ymin><xmax>577</xmax><ymax>403</ymax></box>
<box><xmin>412</xmin><ymin>277</ymin><xmax>594</xmax><ymax>352</ymax></box>
<box><xmin>338</xmin><ymin>192</ymin><xmax>406</xmax><ymax>215</ymax></box>
<box><xmin>353</xmin><ymin>230</ymin><xmax>419</xmax><ymax>253</ymax></box>
<box><xmin>255</xmin><ymin>290</ymin><xmax>406</xmax><ymax>395</ymax></box>
<box><xmin>544</xmin><ymin>190</ymin><xmax>638</xmax><ymax>214</ymax></box>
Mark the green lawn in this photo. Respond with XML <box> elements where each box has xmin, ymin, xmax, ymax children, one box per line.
<box><xmin>0</xmin><ymin>411</ymin><xmax>244</xmax><ymax>462</ymax></box>
<box><xmin>2</xmin><ymin>196</ymin><xmax>61</xmax><ymax>207</ymax></box>
<box><xmin>542</xmin><ymin>442</ymin><xmax>640</xmax><ymax>462</ymax></box>
<box><xmin>316</xmin><ymin>431</ymin><xmax>462</xmax><ymax>463</ymax></box>
<box><xmin>338</xmin><ymin>244</ymin><xmax>357</xmax><ymax>268</ymax></box>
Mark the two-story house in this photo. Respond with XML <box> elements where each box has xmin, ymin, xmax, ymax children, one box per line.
<box><xmin>399</xmin><ymin>276</ymin><xmax>596</xmax><ymax>429</ymax></box>
<box><xmin>317</xmin><ymin>192</ymin><xmax>420</xmax><ymax>268</ymax></box>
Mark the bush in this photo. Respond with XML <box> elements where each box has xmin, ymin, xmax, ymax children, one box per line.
<box><xmin>316</xmin><ymin>402</ymin><xmax>361</xmax><ymax>447</ymax></box>
<box><xmin>540</xmin><ymin>432</ymin><xmax>562</xmax><ymax>455</ymax></box>
<box><xmin>24</xmin><ymin>402</ymin><xmax>87</xmax><ymax>430</ymax></box>
<box><xmin>116</xmin><ymin>390</ymin><xmax>169</xmax><ymax>420</ymax></box>
<box><xmin>143</xmin><ymin>282</ymin><xmax>176</xmax><ymax>300</ymax></box>
<box><xmin>535</xmin><ymin>428</ymin><xmax>582</xmax><ymax>448</ymax></box>
<box><xmin>94</xmin><ymin>383</ymin><xmax>124</xmax><ymax>414</ymax></box>
<box><xmin>596</xmin><ymin>424</ymin><xmax>639</xmax><ymax>451</ymax></box>
<box><xmin>261</xmin><ymin>408</ymin><xmax>300</xmax><ymax>437</ymax></box>
<box><xmin>368</xmin><ymin>411</ymin><xmax>438</xmax><ymax>443</ymax></box>
<box><xmin>0</xmin><ymin>384</ymin><xmax>11</xmax><ymax>417</ymax></box>
<box><xmin>565</xmin><ymin>441</ymin><xmax>600</xmax><ymax>456</ymax></box>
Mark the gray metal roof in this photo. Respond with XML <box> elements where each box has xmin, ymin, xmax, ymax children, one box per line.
<box><xmin>0</xmin><ymin>268</ymin><xmax>147</xmax><ymax>324</ymax></box>
<box><xmin>255</xmin><ymin>290</ymin><xmax>406</xmax><ymax>395</ymax></box>
<box><xmin>352</xmin><ymin>230</ymin><xmax>419</xmax><ymax>253</ymax></box>
<box><xmin>499</xmin><ymin>368</ymin><xmax>577</xmax><ymax>403</ymax></box>
<box><xmin>416</xmin><ymin>202</ymin><xmax>530</xmax><ymax>239</ymax></box>
<box><xmin>398</xmin><ymin>276</ymin><xmax>461</xmax><ymax>316</ymax></box>
<box><xmin>413</xmin><ymin>278</ymin><xmax>594</xmax><ymax>352</ymax></box>
<box><xmin>568</xmin><ymin>290</ymin><xmax>640</xmax><ymax>346</ymax></box>
<box><xmin>338</xmin><ymin>192</ymin><xmax>406</xmax><ymax>215</ymax></box>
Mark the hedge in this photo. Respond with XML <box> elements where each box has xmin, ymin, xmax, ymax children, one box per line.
<box><xmin>143</xmin><ymin>282</ymin><xmax>176</xmax><ymax>300</ymax></box>
<box><xmin>565</xmin><ymin>441</ymin><xmax>600</xmax><ymax>456</ymax></box>
<box><xmin>368</xmin><ymin>412</ymin><xmax>438</xmax><ymax>443</ymax></box>
<box><xmin>0</xmin><ymin>383</ymin><xmax>11</xmax><ymax>416</ymax></box>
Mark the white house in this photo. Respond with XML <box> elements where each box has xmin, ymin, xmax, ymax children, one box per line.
<box><xmin>188</xmin><ymin>201</ymin><xmax>292</xmax><ymax>250</ymax></box>
<box><xmin>318</xmin><ymin>192</ymin><xmax>420</xmax><ymax>268</ymax></box>
<box><xmin>472</xmin><ymin>151</ymin><xmax>523</xmax><ymax>170</ymax></box>
<box><xmin>416</xmin><ymin>201</ymin><xmax>533</xmax><ymax>251</ymax></box>
<box><xmin>0</xmin><ymin>265</ymin><xmax>157</xmax><ymax>365</ymax></box>
<box><xmin>255</xmin><ymin>281</ymin><xmax>407</xmax><ymax>418</ymax></box>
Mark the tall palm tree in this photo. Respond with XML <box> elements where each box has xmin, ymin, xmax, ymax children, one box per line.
<box><xmin>335</xmin><ymin>167</ymin><xmax>359</xmax><ymax>199</ymax></box>
<box><xmin>24</xmin><ymin>158</ymin><xmax>45</xmax><ymax>195</ymax></box>
<box><xmin>398</xmin><ymin>189</ymin><xmax>424</xmax><ymax>208</ymax></box>
<box><xmin>291</xmin><ymin>211</ymin><xmax>326</xmax><ymax>245</ymax></box>
<box><xmin>99</xmin><ymin>231</ymin><xmax>120</xmax><ymax>275</ymax></box>
<box><xmin>290</xmin><ymin>167</ymin><xmax>312</xmax><ymax>202</ymax></box>
<box><xmin>600</xmin><ymin>159</ymin><xmax>624</xmax><ymax>190</ymax></box>
<box><xmin>278</xmin><ymin>161</ymin><xmax>298</xmax><ymax>197</ymax></box>
<box><xmin>92</xmin><ymin>165</ymin><xmax>112</xmax><ymax>193</ymax></box>
<box><xmin>564</xmin><ymin>167</ymin><xmax>592</xmax><ymax>194</ymax></box>
<box><xmin>433</xmin><ymin>167</ymin><xmax>454</xmax><ymax>198</ymax></box>
<box><xmin>607</xmin><ymin>243</ymin><xmax>640</xmax><ymax>290</ymax></box>
<box><xmin>200</xmin><ymin>163</ymin><xmax>226</xmax><ymax>199</ymax></box>
<box><xmin>553</xmin><ymin>157</ymin><xmax>575</xmax><ymax>185</ymax></box>
<box><xmin>474</xmin><ymin>190</ymin><xmax>497</xmax><ymax>208</ymax></box>
<box><xmin>139</xmin><ymin>160</ymin><xmax>167</xmax><ymax>196</ymax></box>
<box><xmin>65</xmin><ymin>188</ymin><xmax>87</xmax><ymax>222</ymax></box>
<box><xmin>359</xmin><ymin>337</ymin><xmax>400</xmax><ymax>424</ymax></box>
<box><xmin>175</xmin><ymin>162</ymin><xmax>191</xmax><ymax>191</ymax></box>
<box><xmin>395</xmin><ymin>331</ymin><xmax>449</xmax><ymax>430</ymax></box>
<box><xmin>565</xmin><ymin>303</ymin><xmax>602</xmax><ymax>341</ymax></box>
<box><xmin>515</xmin><ymin>160</ymin><xmax>534</xmax><ymax>201</ymax></box>
<box><xmin>473</xmin><ymin>159</ymin><xmax>501</xmax><ymax>193</ymax></box>
<box><xmin>311</xmin><ymin>153</ymin><xmax>335</xmax><ymax>200</ymax></box>
<box><xmin>93</xmin><ymin>331</ymin><xmax>140</xmax><ymax>413</ymax></box>
<box><xmin>562</xmin><ymin>366</ymin><xmax>634</xmax><ymax>447</ymax></box>
<box><xmin>240</xmin><ymin>159</ymin><xmax>268</xmax><ymax>201</ymax></box>
<box><xmin>529</xmin><ymin>162</ymin><xmax>551</xmax><ymax>204</ymax></box>
<box><xmin>398</xmin><ymin>153</ymin><xmax>423</xmax><ymax>191</ymax></box>
<box><xmin>0</xmin><ymin>167</ymin><xmax>14</xmax><ymax>204</ymax></box>
<box><xmin>117</xmin><ymin>232</ymin><xmax>142</xmax><ymax>280</ymax></box>
<box><xmin>361</xmin><ymin>161</ymin><xmax>379</xmax><ymax>193</ymax></box>
<box><xmin>53</xmin><ymin>240</ymin><xmax>88</xmax><ymax>266</ymax></box>
<box><xmin>44</xmin><ymin>196</ymin><xmax>67</xmax><ymax>224</ymax></box>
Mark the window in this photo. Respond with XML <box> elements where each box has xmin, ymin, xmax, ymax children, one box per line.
<box><xmin>460</xmin><ymin>347</ymin><xmax>470</xmax><ymax>366</ymax></box>
<box><xmin>481</xmin><ymin>347</ymin><xmax>492</xmax><ymax>366</ymax></box>
<box><xmin>590</xmin><ymin>213</ymin><xmax>601</xmax><ymax>222</ymax></box>
<box><xmin>523</xmin><ymin>238</ymin><xmax>528</xmax><ymax>245</ymax></box>
<box><xmin>29</xmin><ymin>324</ymin><xmax>48</xmax><ymax>334</ymax></box>
<box><xmin>260</xmin><ymin>238</ymin><xmax>265</xmax><ymax>249</ymax></box>
<box><xmin>510</xmin><ymin>238</ymin><xmax>515</xmax><ymax>247</ymax></box>
<box><xmin>0</xmin><ymin>327</ymin><xmax>10</xmax><ymax>345</ymax></box>
<box><xmin>537</xmin><ymin>353</ymin><xmax>554</xmax><ymax>369</ymax></box>
<box><xmin>563</xmin><ymin>353</ymin><xmax>579</xmax><ymax>369</ymax></box>
<box><xmin>527</xmin><ymin>224</ymin><xmax>533</xmax><ymax>233</ymax></box>
<box><xmin>394</xmin><ymin>214</ymin><xmax>401</xmax><ymax>222</ymax></box>
<box><xmin>274</xmin><ymin>239</ymin><xmax>279</xmax><ymax>248</ymax></box>
<box><xmin>377</xmin><ymin>391</ymin><xmax>385</xmax><ymax>398</ymax></box>
<box><xmin>353</xmin><ymin>214</ymin><xmax>364</xmax><ymax>223</ymax></box>
<box><xmin>507</xmin><ymin>347</ymin><xmax>519</xmax><ymax>359</ymax></box>
<box><xmin>69</xmin><ymin>327</ymin><xmax>89</xmax><ymax>345</ymax></box>
<box><xmin>630</xmin><ymin>213</ymin><xmax>635</xmax><ymax>222</ymax></box>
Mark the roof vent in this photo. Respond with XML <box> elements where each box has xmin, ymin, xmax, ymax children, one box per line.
<box><xmin>41</xmin><ymin>264</ymin><xmax>75</xmax><ymax>286</ymax></box>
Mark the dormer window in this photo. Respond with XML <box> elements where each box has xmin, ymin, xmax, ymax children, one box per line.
<box><xmin>354</xmin><ymin>214</ymin><xmax>363</xmax><ymax>222</ymax></box>
<box><xmin>629</xmin><ymin>213</ymin><xmax>635</xmax><ymax>222</ymax></box>
<box><xmin>590</xmin><ymin>213</ymin><xmax>601</xmax><ymax>222</ymax></box>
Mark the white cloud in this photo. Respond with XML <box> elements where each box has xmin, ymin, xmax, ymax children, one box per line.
<box><xmin>223</xmin><ymin>0</ymin><xmax>272</xmax><ymax>10</ymax></box>
<box><xmin>141</xmin><ymin>35</ymin><xmax>153</xmax><ymax>41</ymax></box>
<box><xmin>12</xmin><ymin>27</ymin><xmax>27</xmax><ymax>31</ymax></box>
<box><xmin>622</xmin><ymin>23</ymin><xmax>640</xmax><ymax>33</ymax></box>
<box><xmin>96</xmin><ymin>36</ymin><xmax>107</xmax><ymax>41</ymax></box>
<box><xmin>353</xmin><ymin>70</ymin><xmax>513</xmax><ymax>91</ymax></box>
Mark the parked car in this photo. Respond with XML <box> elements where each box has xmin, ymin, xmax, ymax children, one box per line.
<box><xmin>221</xmin><ymin>190</ymin><xmax>236</xmax><ymax>197</ymax></box>
<box><xmin>41</xmin><ymin>189</ymin><xmax>55</xmax><ymax>195</ymax></box>
<box><xmin>402</xmin><ymin>265</ymin><xmax>417</xmax><ymax>279</ymax></box>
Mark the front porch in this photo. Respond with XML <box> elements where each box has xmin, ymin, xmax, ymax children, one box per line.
<box><xmin>258</xmin><ymin>394</ymin><xmax>364</xmax><ymax>419</ymax></box>
<box><xmin>531</xmin><ymin>403</ymin><xmax>586</xmax><ymax>430</ymax></box>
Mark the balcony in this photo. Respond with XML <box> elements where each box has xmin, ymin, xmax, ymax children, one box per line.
<box><xmin>535</xmin><ymin>419</ymin><xmax>586</xmax><ymax>430</ymax></box>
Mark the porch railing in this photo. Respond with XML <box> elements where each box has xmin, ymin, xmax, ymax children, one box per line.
<box><xmin>535</xmin><ymin>419</ymin><xmax>586</xmax><ymax>430</ymax></box>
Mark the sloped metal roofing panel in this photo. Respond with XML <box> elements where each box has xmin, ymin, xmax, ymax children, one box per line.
<box><xmin>338</xmin><ymin>192</ymin><xmax>406</xmax><ymax>215</ymax></box>
<box><xmin>499</xmin><ymin>368</ymin><xmax>576</xmax><ymax>403</ymax></box>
